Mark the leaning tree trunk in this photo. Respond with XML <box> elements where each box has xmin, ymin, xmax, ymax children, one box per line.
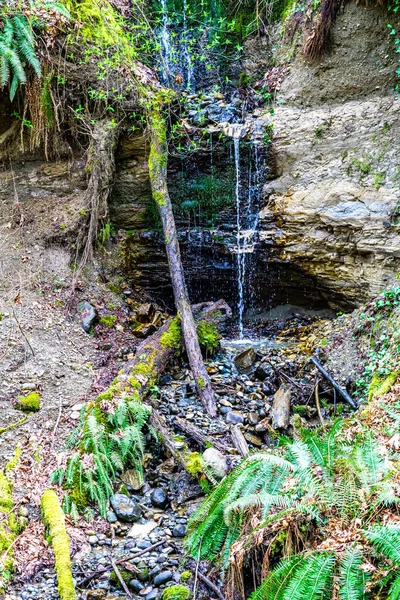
<box><xmin>148</xmin><ymin>102</ymin><xmax>217</xmax><ymax>417</ymax></box>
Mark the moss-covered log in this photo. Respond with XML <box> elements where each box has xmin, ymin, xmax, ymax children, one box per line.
<box><xmin>55</xmin><ymin>299</ymin><xmax>230</xmax><ymax>517</ymax></box>
<box><xmin>41</xmin><ymin>490</ymin><xmax>77</xmax><ymax>600</ymax></box>
<box><xmin>148</xmin><ymin>97</ymin><xmax>218</xmax><ymax>417</ymax></box>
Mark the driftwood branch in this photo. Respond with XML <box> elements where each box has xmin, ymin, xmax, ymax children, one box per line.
<box><xmin>230</xmin><ymin>425</ymin><xmax>249</xmax><ymax>457</ymax></box>
<box><xmin>310</xmin><ymin>357</ymin><xmax>357</xmax><ymax>409</ymax></box>
<box><xmin>175</xmin><ymin>417</ymin><xmax>227</xmax><ymax>454</ymax></box>
<box><xmin>79</xmin><ymin>539</ymin><xmax>165</xmax><ymax>587</ymax></box>
<box><xmin>271</xmin><ymin>385</ymin><xmax>291</xmax><ymax>429</ymax></box>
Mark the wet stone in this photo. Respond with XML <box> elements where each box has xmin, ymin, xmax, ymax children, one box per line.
<box><xmin>172</xmin><ymin>524</ymin><xmax>186</xmax><ymax>538</ymax></box>
<box><xmin>234</xmin><ymin>348</ymin><xmax>257</xmax><ymax>373</ymax></box>
<box><xmin>110</xmin><ymin>494</ymin><xmax>142</xmax><ymax>523</ymax></box>
<box><xmin>154</xmin><ymin>571</ymin><xmax>173</xmax><ymax>586</ymax></box>
<box><xmin>78</xmin><ymin>300</ymin><xmax>97</xmax><ymax>333</ymax></box>
<box><xmin>226</xmin><ymin>411</ymin><xmax>244</xmax><ymax>425</ymax></box>
<box><xmin>150</xmin><ymin>488</ymin><xmax>168</xmax><ymax>509</ymax></box>
<box><xmin>129</xmin><ymin>579</ymin><xmax>144</xmax><ymax>593</ymax></box>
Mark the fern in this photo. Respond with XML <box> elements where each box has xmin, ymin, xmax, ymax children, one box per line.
<box><xmin>338</xmin><ymin>548</ymin><xmax>369</xmax><ymax>600</ymax></box>
<box><xmin>365</xmin><ymin>525</ymin><xmax>400</xmax><ymax>565</ymax></box>
<box><xmin>248</xmin><ymin>554</ymin><xmax>308</xmax><ymax>600</ymax></box>
<box><xmin>0</xmin><ymin>15</ymin><xmax>41</xmax><ymax>100</ymax></box>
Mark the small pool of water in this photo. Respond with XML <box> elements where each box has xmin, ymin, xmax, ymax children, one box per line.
<box><xmin>221</xmin><ymin>336</ymin><xmax>293</xmax><ymax>356</ymax></box>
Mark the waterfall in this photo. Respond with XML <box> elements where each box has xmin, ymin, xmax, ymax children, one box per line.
<box><xmin>234</xmin><ymin>136</ymin><xmax>245</xmax><ymax>338</ymax></box>
<box><xmin>160</xmin><ymin>0</ymin><xmax>172</xmax><ymax>82</ymax></box>
<box><xmin>227</xmin><ymin>125</ymin><xmax>264</xmax><ymax>339</ymax></box>
<box><xmin>182</xmin><ymin>0</ymin><xmax>193</xmax><ymax>88</ymax></box>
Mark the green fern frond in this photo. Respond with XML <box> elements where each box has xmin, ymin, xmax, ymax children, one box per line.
<box><xmin>283</xmin><ymin>552</ymin><xmax>335</xmax><ymax>600</ymax></box>
<box><xmin>248</xmin><ymin>554</ymin><xmax>307</xmax><ymax>600</ymax></box>
<box><xmin>365</xmin><ymin>525</ymin><xmax>400</xmax><ymax>565</ymax></box>
<box><xmin>44</xmin><ymin>1</ymin><xmax>72</xmax><ymax>19</ymax></box>
<box><xmin>338</xmin><ymin>547</ymin><xmax>369</xmax><ymax>600</ymax></box>
<box><xmin>389</xmin><ymin>574</ymin><xmax>400</xmax><ymax>600</ymax></box>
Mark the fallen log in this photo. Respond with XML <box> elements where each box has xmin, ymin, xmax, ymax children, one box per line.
<box><xmin>115</xmin><ymin>299</ymin><xmax>231</xmax><ymax>399</ymax></box>
<box><xmin>174</xmin><ymin>417</ymin><xmax>227</xmax><ymax>454</ymax></box>
<box><xmin>271</xmin><ymin>384</ymin><xmax>292</xmax><ymax>430</ymax></box>
<box><xmin>310</xmin><ymin>357</ymin><xmax>357</xmax><ymax>409</ymax></box>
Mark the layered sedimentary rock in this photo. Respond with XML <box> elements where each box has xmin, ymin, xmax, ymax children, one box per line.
<box><xmin>258</xmin><ymin>3</ymin><xmax>400</xmax><ymax>307</ymax></box>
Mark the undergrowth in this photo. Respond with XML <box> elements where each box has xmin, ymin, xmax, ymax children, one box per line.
<box><xmin>186</xmin><ymin>419</ymin><xmax>400</xmax><ymax>599</ymax></box>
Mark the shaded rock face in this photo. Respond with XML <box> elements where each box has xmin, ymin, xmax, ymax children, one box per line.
<box><xmin>256</xmin><ymin>3</ymin><xmax>400</xmax><ymax>308</ymax></box>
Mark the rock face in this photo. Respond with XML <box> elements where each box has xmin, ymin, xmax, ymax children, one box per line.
<box><xmin>257</xmin><ymin>3</ymin><xmax>400</xmax><ymax>308</ymax></box>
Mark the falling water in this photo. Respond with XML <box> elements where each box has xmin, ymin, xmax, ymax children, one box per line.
<box><xmin>228</xmin><ymin>127</ymin><xmax>265</xmax><ymax>339</ymax></box>
<box><xmin>182</xmin><ymin>0</ymin><xmax>193</xmax><ymax>88</ymax></box>
<box><xmin>160</xmin><ymin>0</ymin><xmax>171</xmax><ymax>82</ymax></box>
<box><xmin>234</xmin><ymin>136</ymin><xmax>246</xmax><ymax>338</ymax></box>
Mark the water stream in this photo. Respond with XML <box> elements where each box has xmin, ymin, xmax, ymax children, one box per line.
<box><xmin>230</xmin><ymin>128</ymin><xmax>264</xmax><ymax>339</ymax></box>
<box><xmin>160</xmin><ymin>0</ymin><xmax>172</xmax><ymax>83</ymax></box>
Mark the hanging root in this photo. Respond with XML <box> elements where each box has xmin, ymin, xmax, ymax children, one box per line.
<box><xmin>70</xmin><ymin>119</ymin><xmax>120</xmax><ymax>298</ymax></box>
<box><xmin>40</xmin><ymin>490</ymin><xmax>77</xmax><ymax>600</ymax></box>
<box><xmin>303</xmin><ymin>0</ymin><xmax>343</xmax><ymax>59</ymax></box>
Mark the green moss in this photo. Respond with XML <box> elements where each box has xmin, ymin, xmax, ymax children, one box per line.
<box><xmin>180</xmin><ymin>571</ymin><xmax>192</xmax><ymax>583</ymax></box>
<box><xmin>196</xmin><ymin>321</ymin><xmax>220</xmax><ymax>355</ymax></box>
<box><xmin>0</xmin><ymin>417</ymin><xmax>27</xmax><ymax>436</ymax></box>
<box><xmin>368</xmin><ymin>371</ymin><xmax>399</xmax><ymax>401</ymax></box>
<box><xmin>0</xmin><ymin>471</ymin><xmax>20</xmax><ymax>589</ymax></box>
<box><xmin>16</xmin><ymin>392</ymin><xmax>40</xmax><ymax>413</ymax></box>
<box><xmin>197</xmin><ymin>377</ymin><xmax>205</xmax><ymax>389</ymax></box>
<box><xmin>110</xmin><ymin>568</ymin><xmax>132</xmax><ymax>586</ymax></box>
<box><xmin>185</xmin><ymin>452</ymin><xmax>203</xmax><ymax>477</ymax></box>
<box><xmin>160</xmin><ymin>317</ymin><xmax>182</xmax><ymax>350</ymax></box>
<box><xmin>41</xmin><ymin>490</ymin><xmax>77</xmax><ymax>600</ymax></box>
<box><xmin>100</xmin><ymin>315</ymin><xmax>117</xmax><ymax>327</ymax></box>
<box><xmin>162</xmin><ymin>585</ymin><xmax>191</xmax><ymax>600</ymax></box>
<box><xmin>153</xmin><ymin>191</ymin><xmax>167</xmax><ymax>207</ymax></box>
<box><xmin>5</xmin><ymin>445</ymin><xmax>21</xmax><ymax>473</ymax></box>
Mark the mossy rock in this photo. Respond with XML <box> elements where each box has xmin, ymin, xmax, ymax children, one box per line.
<box><xmin>180</xmin><ymin>571</ymin><xmax>192</xmax><ymax>583</ymax></box>
<box><xmin>162</xmin><ymin>585</ymin><xmax>191</xmax><ymax>600</ymax></box>
<box><xmin>16</xmin><ymin>392</ymin><xmax>40</xmax><ymax>413</ymax></box>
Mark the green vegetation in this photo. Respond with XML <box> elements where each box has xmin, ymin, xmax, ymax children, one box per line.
<box><xmin>51</xmin><ymin>371</ymin><xmax>151</xmax><ymax>517</ymax></box>
<box><xmin>41</xmin><ymin>490</ymin><xmax>77</xmax><ymax>600</ymax></box>
<box><xmin>162</xmin><ymin>585</ymin><xmax>191</xmax><ymax>600</ymax></box>
<box><xmin>180</xmin><ymin>571</ymin><xmax>192</xmax><ymax>583</ymax></box>
<box><xmin>99</xmin><ymin>315</ymin><xmax>117</xmax><ymax>327</ymax></box>
<box><xmin>160</xmin><ymin>317</ymin><xmax>182</xmax><ymax>350</ymax></box>
<box><xmin>16</xmin><ymin>392</ymin><xmax>40</xmax><ymax>412</ymax></box>
<box><xmin>356</xmin><ymin>286</ymin><xmax>400</xmax><ymax>399</ymax></box>
<box><xmin>0</xmin><ymin>14</ymin><xmax>41</xmax><ymax>100</ymax></box>
<box><xmin>186</xmin><ymin>421</ymin><xmax>400</xmax><ymax>598</ymax></box>
<box><xmin>196</xmin><ymin>320</ymin><xmax>221</xmax><ymax>356</ymax></box>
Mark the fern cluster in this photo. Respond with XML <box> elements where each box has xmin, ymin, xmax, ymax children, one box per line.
<box><xmin>0</xmin><ymin>14</ymin><xmax>41</xmax><ymax>100</ymax></box>
<box><xmin>51</xmin><ymin>395</ymin><xmax>151</xmax><ymax>519</ymax></box>
<box><xmin>186</xmin><ymin>421</ymin><xmax>400</xmax><ymax>599</ymax></box>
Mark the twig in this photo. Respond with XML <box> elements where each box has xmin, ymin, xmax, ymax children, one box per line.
<box><xmin>310</xmin><ymin>357</ymin><xmax>357</xmax><ymax>409</ymax></box>
<box><xmin>111</xmin><ymin>559</ymin><xmax>132</xmax><ymax>599</ymax></box>
<box><xmin>263</xmin><ymin>359</ymin><xmax>302</xmax><ymax>390</ymax></box>
<box><xmin>314</xmin><ymin>380</ymin><xmax>324</xmax><ymax>426</ymax></box>
<box><xmin>11</xmin><ymin>305</ymin><xmax>35</xmax><ymax>356</ymax></box>
<box><xmin>79</xmin><ymin>538</ymin><xmax>165</xmax><ymax>587</ymax></box>
<box><xmin>197</xmin><ymin>572</ymin><xmax>226</xmax><ymax>600</ymax></box>
<box><xmin>0</xmin><ymin>416</ymin><xmax>27</xmax><ymax>436</ymax></box>
<box><xmin>172</xmin><ymin>541</ymin><xmax>226</xmax><ymax>600</ymax></box>
<box><xmin>50</xmin><ymin>396</ymin><xmax>63</xmax><ymax>452</ymax></box>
